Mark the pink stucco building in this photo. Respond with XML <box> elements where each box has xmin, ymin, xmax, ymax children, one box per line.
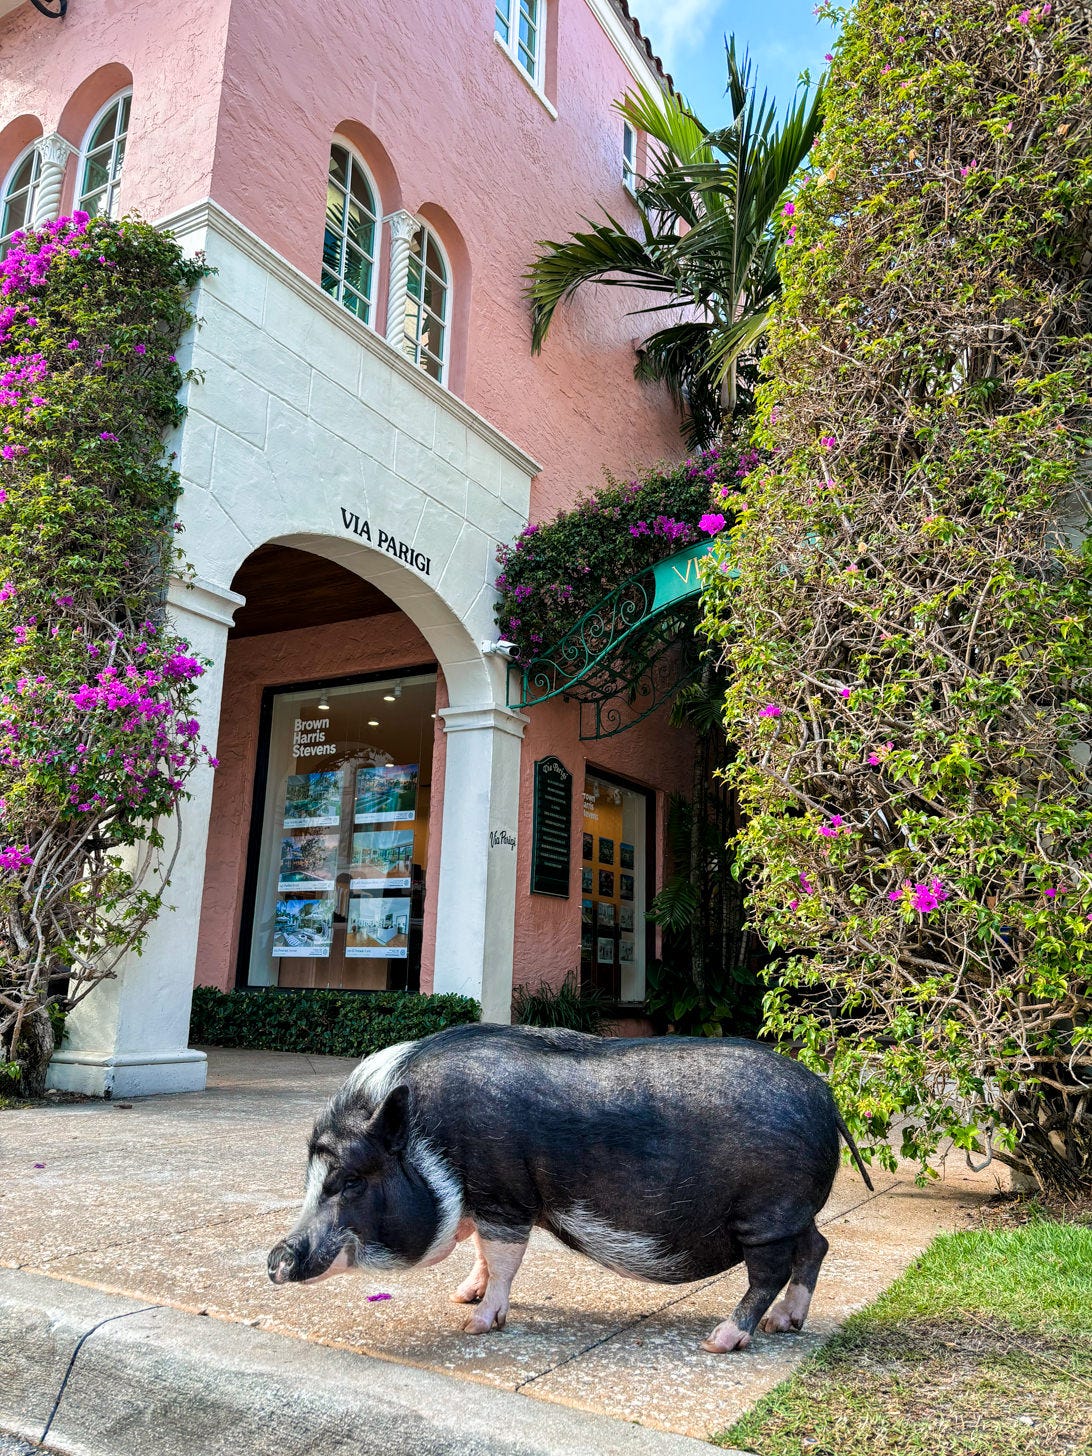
<box><xmin>0</xmin><ymin>0</ymin><xmax>695</xmax><ymax>1096</ymax></box>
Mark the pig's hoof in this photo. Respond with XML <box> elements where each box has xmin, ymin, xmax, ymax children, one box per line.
<box><xmin>462</xmin><ymin>1309</ymin><xmax>505</xmax><ymax>1334</ymax></box>
<box><xmin>451</xmin><ymin>1272</ymin><xmax>488</xmax><ymax>1304</ymax></box>
<box><xmin>701</xmin><ymin>1321</ymin><xmax>751</xmax><ymax>1353</ymax></box>
<box><xmin>760</xmin><ymin>1302</ymin><xmax>803</xmax><ymax>1334</ymax></box>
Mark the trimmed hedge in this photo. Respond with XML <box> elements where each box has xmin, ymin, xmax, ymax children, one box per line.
<box><xmin>189</xmin><ymin>986</ymin><xmax>480</xmax><ymax>1059</ymax></box>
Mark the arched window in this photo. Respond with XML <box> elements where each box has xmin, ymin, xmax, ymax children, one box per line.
<box><xmin>77</xmin><ymin>91</ymin><xmax>131</xmax><ymax>219</ymax></box>
<box><xmin>321</xmin><ymin>142</ymin><xmax>380</xmax><ymax>324</ymax></box>
<box><xmin>404</xmin><ymin>225</ymin><xmax>449</xmax><ymax>384</ymax></box>
<box><xmin>0</xmin><ymin>144</ymin><xmax>41</xmax><ymax>253</ymax></box>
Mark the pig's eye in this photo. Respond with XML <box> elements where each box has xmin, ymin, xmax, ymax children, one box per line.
<box><xmin>341</xmin><ymin>1172</ymin><xmax>366</xmax><ymax>1195</ymax></box>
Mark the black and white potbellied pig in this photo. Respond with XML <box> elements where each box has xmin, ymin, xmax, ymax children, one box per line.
<box><xmin>267</xmin><ymin>1023</ymin><xmax>872</xmax><ymax>1352</ymax></box>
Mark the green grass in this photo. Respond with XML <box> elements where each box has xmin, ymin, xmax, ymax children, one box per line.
<box><xmin>717</xmin><ymin>1221</ymin><xmax>1092</xmax><ymax>1456</ymax></box>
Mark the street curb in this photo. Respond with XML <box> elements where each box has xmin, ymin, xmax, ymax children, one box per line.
<box><xmin>0</xmin><ymin>1268</ymin><xmax>738</xmax><ymax>1455</ymax></box>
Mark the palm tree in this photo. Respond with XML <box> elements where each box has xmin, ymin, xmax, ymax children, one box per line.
<box><xmin>526</xmin><ymin>40</ymin><xmax>824</xmax><ymax>447</ymax></box>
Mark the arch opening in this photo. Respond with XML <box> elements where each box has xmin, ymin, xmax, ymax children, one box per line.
<box><xmin>199</xmin><ymin>541</ymin><xmax>454</xmax><ymax>998</ymax></box>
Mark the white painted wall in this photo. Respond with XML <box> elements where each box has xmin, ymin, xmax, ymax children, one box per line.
<box><xmin>49</xmin><ymin>201</ymin><xmax>539</xmax><ymax>1095</ymax></box>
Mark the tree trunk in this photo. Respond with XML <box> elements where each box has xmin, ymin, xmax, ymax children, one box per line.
<box><xmin>995</xmin><ymin>1087</ymin><xmax>1092</xmax><ymax>1198</ymax></box>
<box><xmin>10</xmin><ymin>1002</ymin><xmax>55</xmax><ymax>1100</ymax></box>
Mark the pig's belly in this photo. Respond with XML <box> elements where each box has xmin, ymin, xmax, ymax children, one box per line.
<box><xmin>541</xmin><ymin>1211</ymin><xmax>742</xmax><ymax>1285</ymax></box>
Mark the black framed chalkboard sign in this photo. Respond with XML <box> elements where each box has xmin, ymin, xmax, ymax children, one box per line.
<box><xmin>530</xmin><ymin>755</ymin><xmax>573</xmax><ymax>897</ymax></box>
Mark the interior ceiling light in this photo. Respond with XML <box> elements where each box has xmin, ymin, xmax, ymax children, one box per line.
<box><xmin>317</xmin><ymin>694</ymin><xmax>331</xmax><ymax>712</ymax></box>
<box><xmin>367</xmin><ymin>719</ymin><xmax>379</xmax><ymax>727</ymax></box>
<box><xmin>383</xmin><ymin>683</ymin><xmax>402</xmax><ymax>703</ymax></box>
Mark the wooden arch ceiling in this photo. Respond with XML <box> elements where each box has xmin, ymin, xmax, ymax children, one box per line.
<box><xmin>228</xmin><ymin>545</ymin><xmax>401</xmax><ymax>639</ymax></box>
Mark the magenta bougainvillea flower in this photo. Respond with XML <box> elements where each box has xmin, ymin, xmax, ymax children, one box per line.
<box><xmin>888</xmin><ymin>878</ymin><xmax>949</xmax><ymax>913</ymax></box>
<box><xmin>758</xmin><ymin>703</ymin><xmax>781</xmax><ymax>718</ymax></box>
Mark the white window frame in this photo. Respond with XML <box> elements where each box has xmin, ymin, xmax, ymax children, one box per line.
<box><xmin>404</xmin><ymin>224</ymin><xmax>450</xmax><ymax>386</ymax></box>
<box><xmin>622</xmin><ymin>120</ymin><xmax>637</xmax><ymax>194</ymax></box>
<box><xmin>321</xmin><ymin>140</ymin><xmax>382</xmax><ymax>327</ymax></box>
<box><xmin>0</xmin><ymin>142</ymin><xmax>42</xmax><ymax>253</ymax></box>
<box><xmin>494</xmin><ymin>0</ymin><xmax>554</xmax><ymax>111</ymax></box>
<box><xmin>76</xmin><ymin>89</ymin><xmax>132</xmax><ymax>219</ymax></box>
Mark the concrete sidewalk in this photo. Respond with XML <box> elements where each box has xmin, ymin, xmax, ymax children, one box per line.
<box><xmin>0</xmin><ymin>1048</ymin><xmax>1005</xmax><ymax>1445</ymax></box>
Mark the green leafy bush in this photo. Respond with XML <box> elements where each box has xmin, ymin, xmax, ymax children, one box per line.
<box><xmin>702</xmin><ymin>0</ymin><xmax>1092</xmax><ymax>1193</ymax></box>
<box><xmin>494</xmin><ymin>448</ymin><xmax>741</xmax><ymax>661</ymax></box>
<box><xmin>189</xmin><ymin>985</ymin><xmax>480</xmax><ymax>1059</ymax></box>
<box><xmin>511</xmin><ymin>970</ymin><xmax>611</xmax><ymax>1034</ymax></box>
<box><xmin>0</xmin><ymin>213</ymin><xmax>210</xmax><ymax>1096</ymax></box>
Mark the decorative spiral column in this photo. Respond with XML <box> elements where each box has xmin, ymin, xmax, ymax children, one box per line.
<box><xmin>384</xmin><ymin>209</ymin><xmax>421</xmax><ymax>356</ymax></box>
<box><xmin>31</xmin><ymin>133</ymin><xmax>76</xmax><ymax>228</ymax></box>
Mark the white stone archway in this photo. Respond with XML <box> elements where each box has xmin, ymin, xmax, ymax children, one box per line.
<box><xmin>48</xmin><ymin>202</ymin><xmax>538</xmax><ymax>1097</ymax></box>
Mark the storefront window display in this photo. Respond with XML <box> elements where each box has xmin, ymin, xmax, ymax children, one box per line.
<box><xmin>241</xmin><ymin>671</ymin><xmax>436</xmax><ymax>990</ymax></box>
<box><xmin>580</xmin><ymin>772</ymin><xmax>649</xmax><ymax>1002</ymax></box>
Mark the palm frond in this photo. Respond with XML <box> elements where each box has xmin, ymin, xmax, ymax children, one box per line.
<box><xmin>526</xmin><ymin>34</ymin><xmax>826</xmax><ymax>436</ymax></box>
<box><xmin>527</xmin><ymin>215</ymin><xmax>685</xmax><ymax>353</ymax></box>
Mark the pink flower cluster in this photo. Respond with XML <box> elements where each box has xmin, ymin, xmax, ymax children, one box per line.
<box><xmin>628</xmin><ymin>516</ymin><xmax>695</xmax><ymax>543</ymax></box>
<box><xmin>0</xmin><ymin>351</ymin><xmax>49</xmax><ymax>408</ymax></box>
<box><xmin>889</xmin><ymin>878</ymin><xmax>949</xmax><ymax>913</ymax></box>
<box><xmin>0</xmin><ymin>212</ymin><xmax>91</xmax><ymax>306</ymax></box>
<box><xmin>758</xmin><ymin>703</ymin><xmax>781</xmax><ymax>718</ymax></box>
<box><xmin>0</xmin><ymin>844</ymin><xmax>33</xmax><ymax>872</ymax></box>
<box><xmin>818</xmin><ymin>815</ymin><xmax>846</xmax><ymax>838</ymax></box>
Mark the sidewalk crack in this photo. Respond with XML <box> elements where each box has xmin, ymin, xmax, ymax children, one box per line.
<box><xmin>40</xmin><ymin>1303</ymin><xmax>162</xmax><ymax>1444</ymax></box>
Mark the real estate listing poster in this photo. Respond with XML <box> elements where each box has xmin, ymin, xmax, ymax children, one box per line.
<box><xmin>345</xmin><ymin>894</ymin><xmax>411</xmax><ymax>958</ymax></box>
<box><xmin>277</xmin><ymin>831</ymin><xmax>339</xmax><ymax>892</ymax></box>
<box><xmin>349</xmin><ymin>828</ymin><xmax>414</xmax><ymax>890</ymax></box>
<box><xmin>282</xmin><ymin>770</ymin><xmax>342</xmax><ymax>829</ymax></box>
<box><xmin>354</xmin><ymin>763</ymin><xmax>418</xmax><ymax>824</ymax></box>
<box><xmin>272</xmin><ymin>896</ymin><xmax>334</xmax><ymax>957</ymax></box>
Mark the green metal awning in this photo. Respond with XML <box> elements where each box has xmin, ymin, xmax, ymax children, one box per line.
<box><xmin>507</xmin><ymin>539</ymin><xmax>719</xmax><ymax>740</ymax></box>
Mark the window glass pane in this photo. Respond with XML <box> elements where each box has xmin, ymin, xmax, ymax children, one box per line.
<box><xmin>320</xmin><ymin>269</ymin><xmax>340</xmax><ymax>300</ymax></box>
<box><xmin>1</xmin><ymin>192</ymin><xmax>27</xmax><ymax>242</ymax></box>
<box><xmin>89</xmin><ymin>107</ymin><xmax>118</xmax><ymax>152</ymax></box>
<box><xmin>494</xmin><ymin>1</ymin><xmax>510</xmax><ymax>42</ymax></box>
<box><xmin>10</xmin><ymin>153</ymin><xmax>35</xmax><ymax>193</ymax></box>
<box><xmin>118</xmin><ymin>94</ymin><xmax>132</xmax><ymax>133</ymax></box>
<box><xmin>1</xmin><ymin>151</ymin><xmax>39</xmax><ymax>249</ymax></box>
<box><xmin>424</xmin><ymin>236</ymin><xmax>446</xmax><ymax>279</ymax></box>
<box><xmin>345</xmin><ymin>202</ymin><xmax>374</xmax><ymax>258</ymax></box>
<box><xmin>326</xmin><ymin>180</ymin><xmax>346</xmax><ymax>231</ymax></box>
<box><xmin>403</xmin><ymin>295</ymin><xmax>422</xmax><ymax>357</ymax></box>
<box><xmin>113</xmin><ymin>133</ymin><xmax>127</xmax><ymax>174</ymax></box>
<box><xmin>406</xmin><ymin>255</ymin><xmax>424</xmax><ymax>301</ymax></box>
<box><xmin>342</xmin><ymin>288</ymin><xmax>368</xmax><ymax>322</ymax></box>
<box><xmin>421</xmin><ymin>315</ymin><xmax>444</xmax><ymax>358</ymax></box>
<box><xmin>329</xmin><ymin>146</ymin><xmax>348</xmax><ymax>189</ymax></box>
<box><xmin>348</xmin><ymin>163</ymin><xmax>375</xmax><ymax>214</ymax></box>
<box><xmin>322</xmin><ymin>225</ymin><xmax>343</xmax><ymax>276</ymax></box>
<box><xmin>80</xmin><ymin>187</ymin><xmax>108</xmax><ymax>218</ymax></box>
<box><xmin>581</xmin><ymin>773</ymin><xmax>648</xmax><ymax>1002</ymax></box>
<box><xmin>246</xmin><ymin>674</ymin><xmax>436</xmax><ymax>991</ymax></box>
<box><xmin>421</xmin><ymin>354</ymin><xmax>442</xmax><ymax>382</ymax></box>
<box><xmin>80</xmin><ymin>152</ymin><xmax>111</xmax><ymax>216</ymax></box>
<box><xmin>343</xmin><ymin>245</ymin><xmax>371</xmax><ymax>297</ymax></box>
<box><xmin>422</xmin><ymin>272</ymin><xmax>446</xmax><ymax>318</ymax></box>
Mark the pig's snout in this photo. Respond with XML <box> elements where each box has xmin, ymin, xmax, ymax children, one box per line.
<box><xmin>268</xmin><ymin>1239</ymin><xmax>302</xmax><ymax>1284</ymax></box>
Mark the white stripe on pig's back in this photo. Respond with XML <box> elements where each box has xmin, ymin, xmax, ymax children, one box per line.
<box><xmin>340</xmin><ymin>1040</ymin><xmax>415</xmax><ymax>1111</ymax></box>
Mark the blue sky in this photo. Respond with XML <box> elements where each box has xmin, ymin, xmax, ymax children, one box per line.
<box><xmin>631</xmin><ymin>0</ymin><xmax>834</xmax><ymax>128</ymax></box>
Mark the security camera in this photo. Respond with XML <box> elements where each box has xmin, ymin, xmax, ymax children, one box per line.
<box><xmin>481</xmin><ymin>638</ymin><xmax>520</xmax><ymax>659</ymax></box>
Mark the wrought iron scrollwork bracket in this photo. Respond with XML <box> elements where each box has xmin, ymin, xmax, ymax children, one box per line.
<box><xmin>31</xmin><ymin>0</ymin><xmax>67</xmax><ymax>18</ymax></box>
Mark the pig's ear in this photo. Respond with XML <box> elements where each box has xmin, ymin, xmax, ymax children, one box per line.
<box><xmin>369</xmin><ymin>1084</ymin><xmax>411</xmax><ymax>1154</ymax></box>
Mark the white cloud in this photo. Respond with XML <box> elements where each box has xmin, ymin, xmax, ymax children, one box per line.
<box><xmin>631</xmin><ymin>0</ymin><xmax>721</xmax><ymax>70</ymax></box>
